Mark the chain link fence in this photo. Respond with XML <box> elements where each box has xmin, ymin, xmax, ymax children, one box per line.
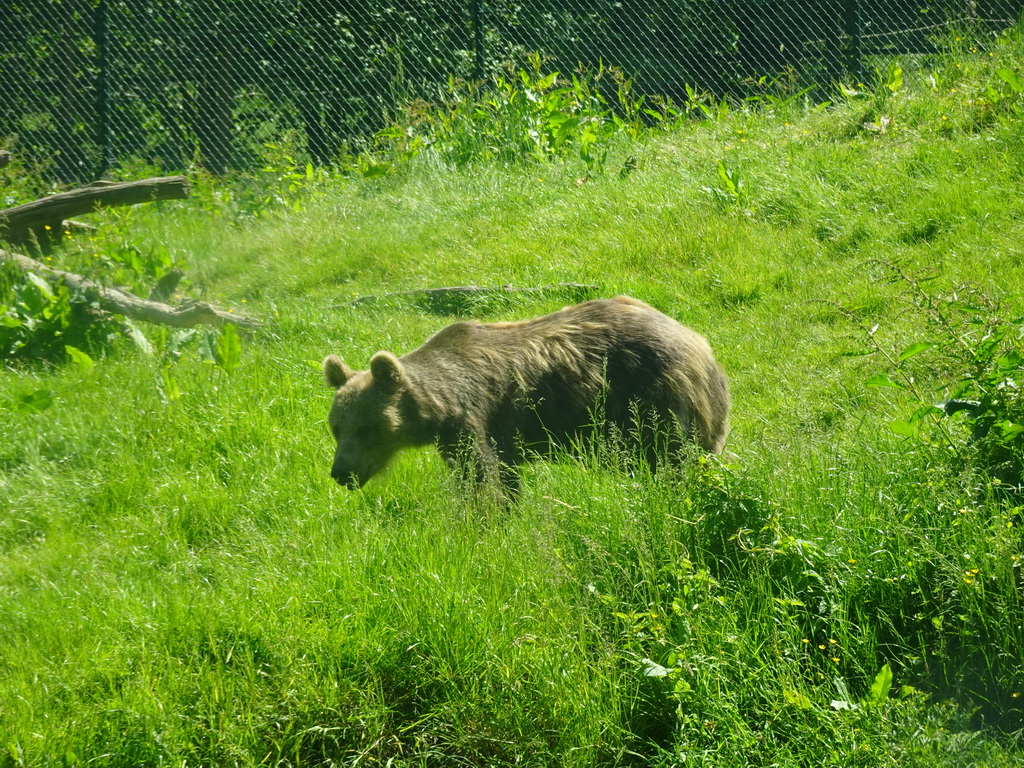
<box><xmin>3</xmin><ymin>1</ymin><xmax>1022</xmax><ymax>183</ymax></box>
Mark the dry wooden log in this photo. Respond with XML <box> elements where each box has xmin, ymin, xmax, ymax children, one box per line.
<box><xmin>0</xmin><ymin>175</ymin><xmax>190</xmax><ymax>246</ymax></box>
<box><xmin>339</xmin><ymin>282</ymin><xmax>600</xmax><ymax>308</ymax></box>
<box><xmin>0</xmin><ymin>247</ymin><xmax>260</xmax><ymax>331</ymax></box>
<box><xmin>61</xmin><ymin>219</ymin><xmax>99</xmax><ymax>236</ymax></box>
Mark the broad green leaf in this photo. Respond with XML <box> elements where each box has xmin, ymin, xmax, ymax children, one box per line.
<box><xmin>641</xmin><ymin>658</ymin><xmax>669</xmax><ymax>677</ymax></box>
<box><xmin>163</xmin><ymin>329</ymin><xmax>197</xmax><ymax>363</ymax></box>
<box><xmin>889</xmin><ymin>420</ymin><xmax>918</xmax><ymax>437</ymax></box>
<box><xmin>1</xmin><ymin>312</ymin><xmax>23</xmax><ymax>328</ymax></box>
<box><xmin>25</xmin><ymin>271</ymin><xmax>55</xmax><ymax>302</ymax></box>
<box><xmin>838</xmin><ymin>82</ymin><xmax>867</xmax><ymax>99</ymax></box>
<box><xmin>885</xmin><ymin>65</ymin><xmax>903</xmax><ymax>94</ymax></box>
<box><xmin>199</xmin><ymin>329</ymin><xmax>217</xmax><ymax>363</ymax></box>
<box><xmin>160</xmin><ymin>369</ymin><xmax>181</xmax><ymax>402</ymax></box>
<box><xmin>998</xmin><ymin>421</ymin><xmax>1024</xmax><ymax>440</ymax></box>
<box><xmin>838</xmin><ymin>349</ymin><xmax>876</xmax><ymax>358</ymax></box>
<box><xmin>784</xmin><ymin>689</ymin><xmax>813</xmax><ymax>709</ymax></box>
<box><xmin>997</xmin><ymin>350</ymin><xmax>1024</xmax><ymax>370</ymax></box>
<box><xmin>717</xmin><ymin>160</ymin><xmax>737</xmax><ymax>193</ymax></box>
<box><xmin>215</xmin><ymin>323</ymin><xmax>241</xmax><ymax>374</ymax></box>
<box><xmin>123</xmin><ymin>320</ymin><xmax>154</xmax><ymax>356</ymax></box>
<box><xmin>866</xmin><ymin>373</ymin><xmax>906</xmax><ymax>389</ymax></box>
<box><xmin>908</xmin><ymin>404</ymin><xmax>943</xmax><ymax>423</ymax></box>
<box><xmin>5</xmin><ymin>388</ymin><xmax>54</xmax><ymax>415</ymax></box>
<box><xmin>865</xmin><ymin>663</ymin><xmax>893</xmax><ymax>706</ymax></box>
<box><xmin>65</xmin><ymin>345</ymin><xmax>94</xmax><ymax>373</ymax></box>
<box><xmin>897</xmin><ymin>341</ymin><xmax>934</xmax><ymax>362</ymax></box>
<box><xmin>996</xmin><ymin>68</ymin><xmax>1024</xmax><ymax>93</ymax></box>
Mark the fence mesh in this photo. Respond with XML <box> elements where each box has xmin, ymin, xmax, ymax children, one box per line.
<box><xmin>2</xmin><ymin>1</ymin><xmax>1022</xmax><ymax>183</ymax></box>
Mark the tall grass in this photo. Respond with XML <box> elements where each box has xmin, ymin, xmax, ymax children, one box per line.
<box><xmin>3</xmin><ymin>25</ymin><xmax>1024</xmax><ymax>767</ymax></box>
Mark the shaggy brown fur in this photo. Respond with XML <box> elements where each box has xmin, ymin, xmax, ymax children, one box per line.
<box><xmin>322</xmin><ymin>296</ymin><xmax>729</xmax><ymax>495</ymax></box>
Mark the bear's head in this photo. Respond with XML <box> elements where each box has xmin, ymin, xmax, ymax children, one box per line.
<box><xmin>323</xmin><ymin>351</ymin><xmax>416</xmax><ymax>489</ymax></box>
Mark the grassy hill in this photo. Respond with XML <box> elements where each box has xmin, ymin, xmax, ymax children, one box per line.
<box><xmin>2</xmin><ymin>26</ymin><xmax>1024</xmax><ymax>767</ymax></box>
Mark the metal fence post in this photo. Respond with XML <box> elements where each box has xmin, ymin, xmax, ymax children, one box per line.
<box><xmin>94</xmin><ymin>0</ymin><xmax>110</xmax><ymax>179</ymax></box>
<box><xmin>843</xmin><ymin>0</ymin><xmax>864</xmax><ymax>83</ymax></box>
<box><xmin>472</xmin><ymin>0</ymin><xmax>484</xmax><ymax>81</ymax></box>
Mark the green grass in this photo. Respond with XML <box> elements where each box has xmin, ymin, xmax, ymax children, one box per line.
<box><xmin>3</xmin><ymin>28</ymin><xmax>1024</xmax><ymax>767</ymax></box>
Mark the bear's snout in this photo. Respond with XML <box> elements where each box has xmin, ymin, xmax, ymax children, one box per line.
<box><xmin>331</xmin><ymin>463</ymin><xmax>364</xmax><ymax>489</ymax></box>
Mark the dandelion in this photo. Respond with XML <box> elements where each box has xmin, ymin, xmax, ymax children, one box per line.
<box><xmin>829</xmin><ymin>639</ymin><xmax>838</xmax><ymax>645</ymax></box>
<box><xmin>801</xmin><ymin>638</ymin><xmax>810</xmax><ymax>644</ymax></box>
<box><xmin>848</xmin><ymin>558</ymin><xmax>857</xmax><ymax>564</ymax></box>
<box><xmin>832</xmin><ymin>657</ymin><xmax>840</xmax><ymax>664</ymax></box>
<box><xmin>818</xmin><ymin>644</ymin><xmax>826</xmax><ymax>650</ymax></box>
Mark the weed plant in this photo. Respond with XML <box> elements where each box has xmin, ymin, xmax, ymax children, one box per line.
<box><xmin>3</xmin><ymin>24</ymin><xmax>1024</xmax><ymax>768</ymax></box>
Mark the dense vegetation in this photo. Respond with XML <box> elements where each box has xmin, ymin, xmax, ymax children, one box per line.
<box><xmin>2</xmin><ymin>25</ymin><xmax>1024</xmax><ymax>767</ymax></box>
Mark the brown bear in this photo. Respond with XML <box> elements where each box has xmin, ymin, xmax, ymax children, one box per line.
<box><xmin>322</xmin><ymin>296</ymin><xmax>729</xmax><ymax>496</ymax></box>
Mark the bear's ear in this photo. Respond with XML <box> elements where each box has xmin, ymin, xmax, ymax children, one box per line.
<box><xmin>369</xmin><ymin>351</ymin><xmax>405</xmax><ymax>388</ymax></box>
<box><xmin>323</xmin><ymin>355</ymin><xmax>354</xmax><ymax>389</ymax></box>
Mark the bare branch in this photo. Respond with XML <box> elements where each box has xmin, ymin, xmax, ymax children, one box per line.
<box><xmin>0</xmin><ymin>247</ymin><xmax>261</xmax><ymax>330</ymax></box>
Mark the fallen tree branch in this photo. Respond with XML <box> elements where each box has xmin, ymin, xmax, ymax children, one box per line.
<box><xmin>338</xmin><ymin>282</ymin><xmax>600</xmax><ymax>308</ymax></box>
<box><xmin>0</xmin><ymin>247</ymin><xmax>261</xmax><ymax>330</ymax></box>
<box><xmin>0</xmin><ymin>175</ymin><xmax>190</xmax><ymax>246</ymax></box>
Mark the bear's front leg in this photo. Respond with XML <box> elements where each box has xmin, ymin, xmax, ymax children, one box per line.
<box><xmin>437</xmin><ymin>431</ymin><xmax>519</xmax><ymax>501</ymax></box>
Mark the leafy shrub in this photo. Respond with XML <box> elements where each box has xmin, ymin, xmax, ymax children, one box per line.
<box><xmin>862</xmin><ymin>265</ymin><xmax>1024</xmax><ymax>491</ymax></box>
<box><xmin>357</xmin><ymin>56</ymin><xmax>667</xmax><ymax>177</ymax></box>
<box><xmin>0</xmin><ymin>266</ymin><xmax>120</xmax><ymax>363</ymax></box>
